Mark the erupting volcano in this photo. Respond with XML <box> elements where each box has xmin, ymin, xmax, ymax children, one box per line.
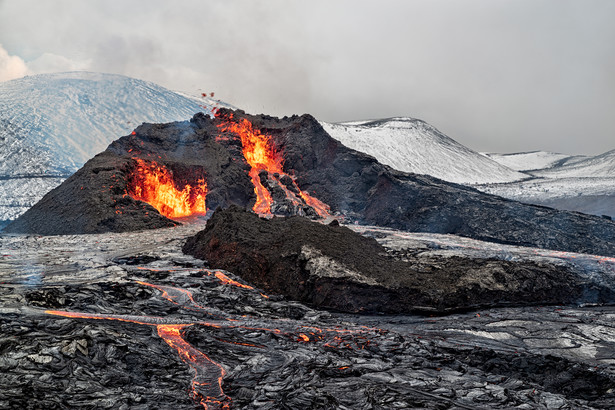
<box><xmin>126</xmin><ymin>159</ymin><xmax>207</xmax><ymax>219</ymax></box>
<box><xmin>6</xmin><ymin>109</ymin><xmax>615</xmax><ymax>260</ymax></box>
<box><xmin>4</xmin><ymin>107</ymin><xmax>615</xmax><ymax>409</ymax></box>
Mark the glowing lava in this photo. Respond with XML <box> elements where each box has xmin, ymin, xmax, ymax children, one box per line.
<box><xmin>157</xmin><ymin>324</ymin><xmax>230</xmax><ymax>409</ymax></box>
<box><xmin>217</xmin><ymin>116</ymin><xmax>282</xmax><ymax>215</ymax></box>
<box><xmin>216</xmin><ymin>114</ymin><xmax>331</xmax><ymax>218</ymax></box>
<box><xmin>44</xmin><ymin>279</ymin><xmax>378</xmax><ymax>409</ymax></box>
<box><xmin>45</xmin><ymin>309</ymin><xmax>230</xmax><ymax>409</ymax></box>
<box><xmin>127</xmin><ymin>159</ymin><xmax>207</xmax><ymax>219</ymax></box>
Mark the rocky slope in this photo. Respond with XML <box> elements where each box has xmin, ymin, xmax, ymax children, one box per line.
<box><xmin>6</xmin><ymin>109</ymin><xmax>615</xmax><ymax>257</ymax></box>
<box><xmin>0</xmin><ymin>71</ymin><xmax>229</xmax><ymax>221</ymax></box>
<box><xmin>183</xmin><ymin>207</ymin><xmax>614</xmax><ymax>314</ymax></box>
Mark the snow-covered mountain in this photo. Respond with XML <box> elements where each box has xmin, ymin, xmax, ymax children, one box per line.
<box><xmin>321</xmin><ymin>118</ymin><xmax>526</xmax><ymax>184</ymax></box>
<box><xmin>0</xmin><ymin>71</ymin><xmax>231</xmax><ymax>221</ymax></box>
<box><xmin>323</xmin><ymin>118</ymin><xmax>614</xmax><ymax>219</ymax></box>
<box><xmin>482</xmin><ymin>151</ymin><xmax>585</xmax><ymax>172</ymax></box>
<box><xmin>477</xmin><ymin>150</ymin><xmax>615</xmax><ymax>218</ymax></box>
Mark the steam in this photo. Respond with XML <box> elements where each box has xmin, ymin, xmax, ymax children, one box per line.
<box><xmin>1</xmin><ymin>0</ymin><xmax>614</xmax><ymax>154</ymax></box>
<box><xmin>0</xmin><ymin>44</ymin><xmax>29</xmax><ymax>82</ymax></box>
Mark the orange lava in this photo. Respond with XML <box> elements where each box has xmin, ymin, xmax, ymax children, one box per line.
<box><xmin>217</xmin><ymin>116</ymin><xmax>282</xmax><ymax>215</ymax></box>
<box><xmin>158</xmin><ymin>324</ymin><xmax>230</xmax><ymax>409</ymax></box>
<box><xmin>214</xmin><ymin>271</ymin><xmax>254</xmax><ymax>290</ymax></box>
<box><xmin>217</xmin><ymin>115</ymin><xmax>331</xmax><ymax>218</ymax></box>
<box><xmin>45</xmin><ymin>310</ymin><xmax>230</xmax><ymax>409</ymax></box>
<box><xmin>127</xmin><ymin>159</ymin><xmax>207</xmax><ymax>219</ymax></box>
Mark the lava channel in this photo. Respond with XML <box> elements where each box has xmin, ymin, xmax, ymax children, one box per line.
<box><xmin>216</xmin><ymin>114</ymin><xmax>331</xmax><ymax>218</ymax></box>
<box><xmin>45</xmin><ymin>279</ymin><xmax>380</xmax><ymax>409</ymax></box>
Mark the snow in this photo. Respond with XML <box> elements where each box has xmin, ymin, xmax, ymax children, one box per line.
<box><xmin>530</xmin><ymin>149</ymin><xmax>615</xmax><ymax>178</ymax></box>
<box><xmin>321</xmin><ymin>117</ymin><xmax>526</xmax><ymax>185</ymax></box>
<box><xmin>482</xmin><ymin>151</ymin><xmax>583</xmax><ymax>172</ymax></box>
<box><xmin>0</xmin><ymin>71</ymin><xmax>232</xmax><ymax>221</ymax></box>
<box><xmin>322</xmin><ymin>116</ymin><xmax>614</xmax><ymax>218</ymax></box>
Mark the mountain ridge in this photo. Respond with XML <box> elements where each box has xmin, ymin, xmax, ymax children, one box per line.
<box><xmin>0</xmin><ymin>71</ymin><xmax>231</xmax><ymax>220</ymax></box>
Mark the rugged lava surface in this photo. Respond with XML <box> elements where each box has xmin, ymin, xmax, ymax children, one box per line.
<box><xmin>183</xmin><ymin>206</ymin><xmax>615</xmax><ymax>314</ymax></box>
<box><xmin>2</xmin><ymin>226</ymin><xmax>615</xmax><ymax>409</ymax></box>
<box><xmin>4</xmin><ymin>109</ymin><xmax>615</xmax><ymax>257</ymax></box>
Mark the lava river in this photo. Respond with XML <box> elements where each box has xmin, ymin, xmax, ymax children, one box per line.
<box><xmin>45</xmin><ymin>273</ymin><xmax>376</xmax><ymax>409</ymax></box>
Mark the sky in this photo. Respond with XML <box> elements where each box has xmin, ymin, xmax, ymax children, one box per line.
<box><xmin>0</xmin><ymin>0</ymin><xmax>613</xmax><ymax>155</ymax></box>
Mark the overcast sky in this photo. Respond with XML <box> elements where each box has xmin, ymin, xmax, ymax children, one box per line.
<box><xmin>1</xmin><ymin>0</ymin><xmax>613</xmax><ymax>155</ymax></box>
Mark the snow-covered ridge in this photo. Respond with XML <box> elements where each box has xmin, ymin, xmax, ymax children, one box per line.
<box><xmin>529</xmin><ymin>149</ymin><xmax>615</xmax><ymax>179</ymax></box>
<box><xmin>481</xmin><ymin>151</ymin><xmax>584</xmax><ymax>173</ymax></box>
<box><xmin>0</xmin><ymin>71</ymin><xmax>227</xmax><ymax>176</ymax></box>
<box><xmin>0</xmin><ymin>71</ymin><xmax>232</xmax><ymax>220</ymax></box>
<box><xmin>321</xmin><ymin>117</ymin><xmax>526</xmax><ymax>185</ymax></box>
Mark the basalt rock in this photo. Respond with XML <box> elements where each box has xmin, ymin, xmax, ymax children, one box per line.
<box><xmin>183</xmin><ymin>206</ymin><xmax>610</xmax><ymax>314</ymax></box>
<box><xmin>6</xmin><ymin>109</ymin><xmax>615</xmax><ymax>259</ymax></box>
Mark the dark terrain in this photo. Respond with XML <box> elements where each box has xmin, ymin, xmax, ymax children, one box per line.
<box><xmin>5</xmin><ymin>109</ymin><xmax>615</xmax><ymax>258</ymax></box>
<box><xmin>2</xmin><ymin>225</ymin><xmax>615</xmax><ymax>409</ymax></box>
<box><xmin>184</xmin><ymin>206</ymin><xmax>615</xmax><ymax>314</ymax></box>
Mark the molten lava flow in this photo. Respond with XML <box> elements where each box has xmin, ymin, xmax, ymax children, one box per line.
<box><xmin>217</xmin><ymin>116</ymin><xmax>282</xmax><ymax>215</ymax></box>
<box><xmin>217</xmin><ymin>114</ymin><xmax>332</xmax><ymax>218</ymax></box>
<box><xmin>45</xmin><ymin>280</ymin><xmax>380</xmax><ymax>409</ymax></box>
<box><xmin>127</xmin><ymin>159</ymin><xmax>207</xmax><ymax>219</ymax></box>
<box><xmin>158</xmin><ymin>324</ymin><xmax>230</xmax><ymax>409</ymax></box>
<box><xmin>45</xmin><ymin>310</ymin><xmax>230</xmax><ymax>409</ymax></box>
<box><xmin>214</xmin><ymin>270</ymin><xmax>254</xmax><ymax>290</ymax></box>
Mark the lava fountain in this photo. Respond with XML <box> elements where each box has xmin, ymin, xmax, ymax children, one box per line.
<box><xmin>127</xmin><ymin>159</ymin><xmax>207</xmax><ymax>219</ymax></box>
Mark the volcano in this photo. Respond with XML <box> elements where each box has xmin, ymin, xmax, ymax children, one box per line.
<box><xmin>5</xmin><ymin>109</ymin><xmax>615</xmax><ymax>258</ymax></box>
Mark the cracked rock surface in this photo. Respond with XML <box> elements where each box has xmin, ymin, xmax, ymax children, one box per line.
<box><xmin>2</xmin><ymin>223</ymin><xmax>615</xmax><ymax>408</ymax></box>
<box><xmin>183</xmin><ymin>207</ymin><xmax>615</xmax><ymax>314</ymax></box>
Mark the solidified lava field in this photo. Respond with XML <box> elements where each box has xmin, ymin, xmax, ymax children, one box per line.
<box><xmin>3</xmin><ymin>109</ymin><xmax>615</xmax><ymax>409</ymax></box>
<box><xmin>2</xmin><ymin>223</ymin><xmax>615</xmax><ymax>409</ymax></box>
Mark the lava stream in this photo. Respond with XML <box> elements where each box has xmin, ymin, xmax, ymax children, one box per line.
<box><xmin>216</xmin><ymin>114</ymin><xmax>331</xmax><ymax>218</ymax></box>
<box><xmin>45</xmin><ymin>280</ymin><xmax>380</xmax><ymax>409</ymax></box>
<box><xmin>45</xmin><ymin>309</ymin><xmax>230</xmax><ymax>409</ymax></box>
<box><xmin>158</xmin><ymin>324</ymin><xmax>230</xmax><ymax>409</ymax></box>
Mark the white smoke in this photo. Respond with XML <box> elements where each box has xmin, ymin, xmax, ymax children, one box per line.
<box><xmin>0</xmin><ymin>43</ymin><xmax>30</xmax><ymax>82</ymax></box>
<box><xmin>27</xmin><ymin>52</ymin><xmax>91</xmax><ymax>74</ymax></box>
<box><xmin>0</xmin><ymin>44</ymin><xmax>92</xmax><ymax>83</ymax></box>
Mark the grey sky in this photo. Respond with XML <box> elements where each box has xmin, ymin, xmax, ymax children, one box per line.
<box><xmin>0</xmin><ymin>0</ymin><xmax>613</xmax><ymax>155</ymax></box>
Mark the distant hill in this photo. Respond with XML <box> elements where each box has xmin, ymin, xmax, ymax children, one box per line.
<box><xmin>322</xmin><ymin>118</ymin><xmax>526</xmax><ymax>185</ymax></box>
<box><xmin>0</xmin><ymin>71</ymin><xmax>231</xmax><ymax>220</ymax></box>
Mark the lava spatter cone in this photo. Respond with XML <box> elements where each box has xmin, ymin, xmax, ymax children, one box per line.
<box><xmin>5</xmin><ymin>109</ymin><xmax>615</xmax><ymax>260</ymax></box>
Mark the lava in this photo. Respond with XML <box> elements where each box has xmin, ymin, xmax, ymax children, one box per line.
<box><xmin>44</xmin><ymin>278</ymin><xmax>378</xmax><ymax>409</ymax></box>
<box><xmin>127</xmin><ymin>159</ymin><xmax>207</xmax><ymax>219</ymax></box>
<box><xmin>45</xmin><ymin>309</ymin><xmax>230</xmax><ymax>409</ymax></box>
<box><xmin>214</xmin><ymin>270</ymin><xmax>254</xmax><ymax>290</ymax></box>
<box><xmin>216</xmin><ymin>116</ymin><xmax>282</xmax><ymax>215</ymax></box>
<box><xmin>216</xmin><ymin>114</ymin><xmax>331</xmax><ymax>218</ymax></box>
<box><xmin>157</xmin><ymin>324</ymin><xmax>230</xmax><ymax>409</ymax></box>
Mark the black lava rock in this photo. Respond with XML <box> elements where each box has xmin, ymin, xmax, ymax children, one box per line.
<box><xmin>183</xmin><ymin>206</ymin><xmax>609</xmax><ymax>314</ymax></box>
<box><xmin>6</xmin><ymin>109</ymin><xmax>615</xmax><ymax>259</ymax></box>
